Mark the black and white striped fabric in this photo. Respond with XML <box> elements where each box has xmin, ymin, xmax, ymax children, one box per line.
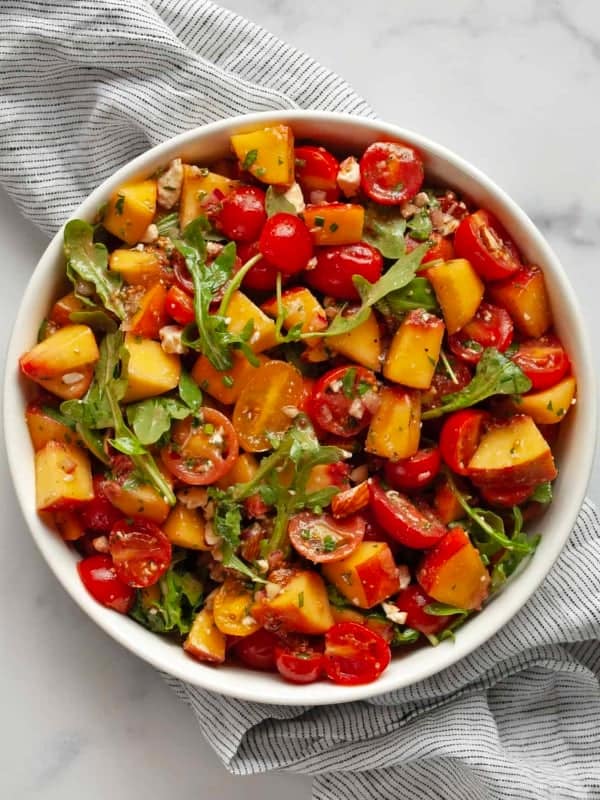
<box><xmin>2</xmin><ymin>3</ymin><xmax>600</xmax><ymax>798</ymax></box>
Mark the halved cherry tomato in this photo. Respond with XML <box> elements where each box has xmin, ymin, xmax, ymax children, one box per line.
<box><xmin>360</xmin><ymin>141</ymin><xmax>424</xmax><ymax>205</ymax></box>
<box><xmin>324</xmin><ymin>621</ymin><xmax>391</xmax><ymax>685</ymax></box>
<box><xmin>275</xmin><ymin>638</ymin><xmax>324</xmax><ymax>684</ymax></box>
<box><xmin>305</xmin><ymin>242</ymin><xmax>383</xmax><ymax>300</ymax></box>
<box><xmin>421</xmin><ymin>356</ymin><xmax>472</xmax><ymax>410</ymax></box>
<box><xmin>161</xmin><ymin>409</ymin><xmax>239</xmax><ymax>485</ymax></box>
<box><xmin>368</xmin><ymin>477</ymin><xmax>447</xmax><ymax>549</ymax></box>
<box><xmin>165</xmin><ymin>284</ymin><xmax>195</xmax><ymax>326</ymax></box>
<box><xmin>439</xmin><ymin>409</ymin><xmax>490</xmax><ymax>476</ymax></box>
<box><xmin>510</xmin><ymin>336</ymin><xmax>570</xmax><ymax>391</ymax></box>
<box><xmin>78</xmin><ymin>475</ymin><xmax>123</xmax><ymax>534</ymax></box>
<box><xmin>233</xmin><ymin>360</ymin><xmax>304</xmax><ymax>452</ymax></box>
<box><xmin>448</xmin><ymin>303</ymin><xmax>514</xmax><ymax>365</ymax></box>
<box><xmin>478</xmin><ymin>484</ymin><xmax>535</xmax><ymax>508</ymax></box>
<box><xmin>288</xmin><ymin>511</ymin><xmax>365</xmax><ymax>563</ymax></box>
<box><xmin>218</xmin><ymin>186</ymin><xmax>266</xmax><ymax>242</ymax></box>
<box><xmin>308</xmin><ymin>365</ymin><xmax>379</xmax><ymax>438</ymax></box>
<box><xmin>406</xmin><ymin>232</ymin><xmax>455</xmax><ymax>266</ymax></box>
<box><xmin>77</xmin><ymin>554</ymin><xmax>136</xmax><ymax>613</ymax></box>
<box><xmin>172</xmin><ymin>249</ymin><xmax>194</xmax><ymax>294</ymax></box>
<box><xmin>454</xmin><ymin>210</ymin><xmax>521</xmax><ymax>281</ymax></box>
<box><xmin>294</xmin><ymin>145</ymin><xmax>339</xmax><ymax>202</ymax></box>
<box><xmin>259</xmin><ymin>213</ymin><xmax>314</xmax><ymax>275</ymax></box>
<box><xmin>394</xmin><ymin>584</ymin><xmax>454</xmax><ymax>636</ymax></box>
<box><xmin>383</xmin><ymin>447</ymin><xmax>442</xmax><ymax>492</ymax></box>
<box><xmin>233</xmin><ymin>628</ymin><xmax>278</xmax><ymax>671</ymax></box>
<box><xmin>108</xmin><ymin>518</ymin><xmax>172</xmax><ymax>588</ymax></box>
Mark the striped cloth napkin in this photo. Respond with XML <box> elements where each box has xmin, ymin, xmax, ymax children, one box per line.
<box><xmin>2</xmin><ymin>2</ymin><xmax>600</xmax><ymax>797</ymax></box>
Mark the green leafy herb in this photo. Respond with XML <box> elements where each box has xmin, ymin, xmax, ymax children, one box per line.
<box><xmin>178</xmin><ymin>370</ymin><xmax>202</xmax><ymax>413</ymax></box>
<box><xmin>265</xmin><ymin>186</ymin><xmax>296</xmax><ymax>217</ymax></box>
<box><xmin>326</xmin><ymin>584</ymin><xmax>350</xmax><ymax>609</ymax></box>
<box><xmin>363</xmin><ymin>203</ymin><xmax>407</xmax><ymax>258</ymax></box>
<box><xmin>423</xmin><ymin>602</ymin><xmax>468</xmax><ymax>616</ymax></box>
<box><xmin>69</xmin><ymin>309</ymin><xmax>118</xmax><ymax>333</ymax></box>
<box><xmin>130</xmin><ymin>555</ymin><xmax>203</xmax><ymax>635</ymax></box>
<box><xmin>375</xmin><ymin>276</ymin><xmax>440</xmax><ymax>317</ymax></box>
<box><xmin>341</xmin><ymin>367</ymin><xmax>357</xmax><ymax>398</ymax></box>
<box><xmin>530</xmin><ymin>481</ymin><xmax>553</xmax><ymax>504</ymax></box>
<box><xmin>297</xmin><ymin>591</ymin><xmax>305</xmax><ymax>608</ymax></box>
<box><xmin>242</xmin><ymin>149</ymin><xmax>259</xmax><ymax>170</ymax></box>
<box><xmin>391</xmin><ymin>627</ymin><xmax>420</xmax><ymax>646</ymax></box>
<box><xmin>126</xmin><ymin>397</ymin><xmax>191</xmax><ymax>445</ymax></box>
<box><xmin>314</xmin><ymin>215</ymin><xmax>325</xmax><ymax>227</ymax></box>
<box><xmin>64</xmin><ymin>220</ymin><xmax>126</xmax><ymax>319</ymax></box>
<box><xmin>76</xmin><ymin>423</ymin><xmax>110</xmax><ymax>465</ymax></box>
<box><xmin>114</xmin><ymin>194</ymin><xmax>125</xmax><ymax>215</ymax></box>
<box><xmin>422</xmin><ymin>348</ymin><xmax>532</xmax><ymax>420</ymax></box>
<box><xmin>209</xmin><ymin>489</ymin><xmax>265</xmax><ymax>583</ymax></box>
<box><xmin>406</xmin><ymin>210</ymin><xmax>433</xmax><ymax>242</ymax></box>
<box><xmin>156</xmin><ymin>212</ymin><xmax>180</xmax><ymax>237</ymax></box>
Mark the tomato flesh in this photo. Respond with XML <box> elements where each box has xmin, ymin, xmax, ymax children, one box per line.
<box><xmin>439</xmin><ymin>409</ymin><xmax>490</xmax><ymax>476</ymax></box>
<box><xmin>259</xmin><ymin>213</ymin><xmax>314</xmax><ymax>275</ymax></box>
<box><xmin>233</xmin><ymin>628</ymin><xmax>278</xmax><ymax>671</ymax></box>
<box><xmin>294</xmin><ymin>145</ymin><xmax>339</xmax><ymax>202</ymax></box>
<box><xmin>383</xmin><ymin>447</ymin><xmax>442</xmax><ymax>492</ymax></box>
<box><xmin>275</xmin><ymin>639</ymin><xmax>324</xmax><ymax>684</ymax></box>
<box><xmin>77</xmin><ymin>554</ymin><xmax>136</xmax><ymax>613</ymax></box>
<box><xmin>165</xmin><ymin>284</ymin><xmax>195</xmax><ymax>326</ymax></box>
<box><xmin>324</xmin><ymin>621</ymin><xmax>391</xmax><ymax>685</ymax></box>
<box><xmin>448</xmin><ymin>303</ymin><xmax>514</xmax><ymax>365</ymax></box>
<box><xmin>308</xmin><ymin>365</ymin><xmax>379</xmax><ymax>438</ymax></box>
<box><xmin>108</xmin><ymin>518</ymin><xmax>172</xmax><ymax>588</ymax></box>
<box><xmin>394</xmin><ymin>584</ymin><xmax>454</xmax><ymax>636</ymax></box>
<box><xmin>511</xmin><ymin>336</ymin><xmax>570</xmax><ymax>391</ymax></box>
<box><xmin>360</xmin><ymin>141</ymin><xmax>424</xmax><ymax>205</ymax></box>
<box><xmin>368</xmin><ymin>477</ymin><xmax>446</xmax><ymax>549</ymax></box>
<box><xmin>454</xmin><ymin>210</ymin><xmax>521</xmax><ymax>281</ymax></box>
<box><xmin>288</xmin><ymin>511</ymin><xmax>365</xmax><ymax>563</ymax></box>
<box><xmin>218</xmin><ymin>186</ymin><xmax>266</xmax><ymax>242</ymax></box>
<box><xmin>305</xmin><ymin>242</ymin><xmax>383</xmax><ymax>300</ymax></box>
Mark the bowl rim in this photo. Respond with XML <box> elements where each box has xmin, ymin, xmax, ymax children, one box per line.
<box><xmin>4</xmin><ymin>109</ymin><xmax>597</xmax><ymax>705</ymax></box>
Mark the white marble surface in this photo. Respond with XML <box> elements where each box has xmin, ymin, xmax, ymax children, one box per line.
<box><xmin>1</xmin><ymin>1</ymin><xmax>599</xmax><ymax>797</ymax></box>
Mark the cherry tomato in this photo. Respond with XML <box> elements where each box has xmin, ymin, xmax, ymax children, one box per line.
<box><xmin>233</xmin><ymin>361</ymin><xmax>304</xmax><ymax>452</ymax></box>
<box><xmin>161</xmin><ymin>409</ymin><xmax>239</xmax><ymax>485</ymax></box>
<box><xmin>454</xmin><ymin>210</ymin><xmax>521</xmax><ymax>281</ymax></box>
<box><xmin>384</xmin><ymin>447</ymin><xmax>442</xmax><ymax>492</ymax></box>
<box><xmin>294</xmin><ymin>145</ymin><xmax>340</xmax><ymax>202</ymax></box>
<box><xmin>165</xmin><ymin>284</ymin><xmax>195</xmax><ymax>326</ymax></box>
<box><xmin>421</xmin><ymin>356</ymin><xmax>472</xmax><ymax>410</ymax></box>
<box><xmin>218</xmin><ymin>186</ymin><xmax>267</xmax><ymax>242</ymax></box>
<box><xmin>78</xmin><ymin>475</ymin><xmax>123</xmax><ymax>534</ymax></box>
<box><xmin>233</xmin><ymin>628</ymin><xmax>278</xmax><ymax>671</ymax></box>
<box><xmin>288</xmin><ymin>511</ymin><xmax>365</xmax><ymax>563</ymax></box>
<box><xmin>305</xmin><ymin>242</ymin><xmax>383</xmax><ymax>300</ymax></box>
<box><xmin>368</xmin><ymin>477</ymin><xmax>446</xmax><ymax>549</ymax></box>
<box><xmin>237</xmin><ymin>241</ymin><xmax>280</xmax><ymax>291</ymax></box>
<box><xmin>259</xmin><ymin>213</ymin><xmax>314</xmax><ymax>275</ymax></box>
<box><xmin>394</xmin><ymin>584</ymin><xmax>454</xmax><ymax>636</ymax></box>
<box><xmin>439</xmin><ymin>409</ymin><xmax>490</xmax><ymax>476</ymax></box>
<box><xmin>510</xmin><ymin>336</ymin><xmax>570</xmax><ymax>391</ymax></box>
<box><xmin>308</xmin><ymin>365</ymin><xmax>379</xmax><ymax>438</ymax></box>
<box><xmin>172</xmin><ymin>249</ymin><xmax>194</xmax><ymax>294</ymax></box>
<box><xmin>108</xmin><ymin>518</ymin><xmax>172</xmax><ymax>588</ymax></box>
<box><xmin>324</xmin><ymin>621</ymin><xmax>391</xmax><ymax>685</ymax></box>
<box><xmin>448</xmin><ymin>303</ymin><xmax>514</xmax><ymax>365</ymax></box>
<box><xmin>77</xmin><ymin>554</ymin><xmax>136</xmax><ymax>613</ymax></box>
<box><xmin>478</xmin><ymin>484</ymin><xmax>535</xmax><ymax>508</ymax></box>
<box><xmin>275</xmin><ymin>638</ymin><xmax>324</xmax><ymax>684</ymax></box>
<box><xmin>360</xmin><ymin>141</ymin><xmax>424</xmax><ymax>205</ymax></box>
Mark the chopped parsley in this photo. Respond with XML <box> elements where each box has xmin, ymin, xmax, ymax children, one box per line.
<box><xmin>242</xmin><ymin>149</ymin><xmax>259</xmax><ymax>170</ymax></box>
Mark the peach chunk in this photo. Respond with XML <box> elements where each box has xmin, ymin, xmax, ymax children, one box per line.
<box><xmin>253</xmin><ymin>570</ymin><xmax>333</xmax><ymax>634</ymax></box>
<box><xmin>322</xmin><ymin>542</ymin><xmax>400</xmax><ymax>609</ymax></box>
<box><xmin>184</xmin><ymin>606</ymin><xmax>226</xmax><ymax>664</ymax></box>
<box><xmin>35</xmin><ymin>441</ymin><xmax>94</xmax><ymax>512</ymax></box>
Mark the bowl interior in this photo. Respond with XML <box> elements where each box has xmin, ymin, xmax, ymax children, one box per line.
<box><xmin>4</xmin><ymin>111</ymin><xmax>596</xmax><ymax>704</ymax></box>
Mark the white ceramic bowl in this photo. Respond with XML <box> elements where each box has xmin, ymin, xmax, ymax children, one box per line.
<box><xmin>4</xmin><ymin>111</ymin><xmax>596</xmax><ymax>705</ymax></box>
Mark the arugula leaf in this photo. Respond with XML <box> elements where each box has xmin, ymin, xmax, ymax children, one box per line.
<box><xmin>155</xmin><ymin>212</ymin><xmax>180</xmax><ymax>237</ymax></box>
<box><xmin>422</xmin><ymin>348</ymin><xmax>532</xmax><ymax>420</ymax></box>
<box><xmin>64</xmin><ymin>220</ymin><xmax>126</xmax><ymax>319</ymax></box>
<box><xmin>406</xmin><ymin>209</ymin><xmax>433</xmax><ymax>242</ymax></box>
<box><xmin>178</xmin><ymin>370</ymin><xmax>202</xmax><ymax>413</ymax></box>
<box><xmin>126</xmin><ymin>397</ymin><xmax>190</xmax><ymax>445</ymax></box>
<box><xmin>375</xmin><ymin>276</ymin><xmax>440</xmax><ymax>317</ymax></box>
<box><xmin>391</xmin><ymin>627</ymin><xmax>420</xmax><ymax>646</ymax></box>
<box><xmin>423</xmin><ymin>602</ymin><xmax>468</xmax><ymax>616</ymax></box>
<box><xmin>69</xmin><ymin>309</ymin><xmax>118</xmax><ymax>333</ymax></box>
<box><xmin>130</xmin><ymin>555</ymin><xmax>203</xmax><ymax>635</ymax></box>
<box><xmin>530</xmin><ymin>481</ymin><xmax>553</xmax><ymax>504</ymax></box>
<box><xmin>209</xmin><ymin>489</ymin><xmax>266</xmax><ymax>583</ymax></box>
<box><xmin>76</xmin><ymin>423</ymin><xmax>110</xmax><ymax>465</ymax></box>
<box><xmin>265</xmin><ymin>186</ymin><xmax>296</xmax><ymax>217</ymax></box>
<box><xmin>362</xmin><ymin>203</ymin><xmax>406</xmax><ymax>258</ymax></box>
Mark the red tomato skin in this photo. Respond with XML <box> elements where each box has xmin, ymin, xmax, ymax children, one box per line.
<box><xmin>165</xmin><ymin>285</ymin><xmax>195</xmax><ymax>326</ymax></box>
<box><xmin>218</xmin><ymin>186</ymin><xmax>267</xmax><ymax>243</ymax></box>
<box><xmin>324</xmin><ymin>622</ymin><xmax>391</xmax><ymax>686</ymax></box>
<box><xmin>78</xmin><ymin>475</ymin><xmax>123</xmax><ymax>534</ymax></box>
<box><xmin>383</xmin><ymin>447</ymin><xmax>442</xmax><ymax>492</ymax></box>
<box><xmin>275</xmin><ymin>644</ymin><xmax>324</xmax><ymax>684</ymax></box>
<box><xmin>234</xmin><ymin>629</ymin><xmax>278</xmax><ymax>671</ymax></box>
<box><xmin>172</xmin><ymin>249</ymin><xmax>194</xmax><ymax>294</ymax></box>
<box><xmin>305</xmin><ymin>242</ymin><xmax>383</xmax><ymax>300</ymax></box>
<box><xmin>108</xmin><ymin>518</ymin><xmax>172</xmax><ymax>588</ymax></box>
<box><xmin>511</xmin><ymin>336</ymin><xmax>570</xmax><ymax>391</ymax></box>
<box><xmin>368</xmin><ymin>477</ymin><xmax>447</xmax><ymax>549</ymax></box>
<box><xmin>394</xmin><ymin>584</ymin><xmax>452</xmax><ymax>636</ymax></box>
<box><xmin>439</xmin><ymin>409</ymin><xmax>490</xmax><ymax>476</ymax></box>
<box><xmin>288</xmin><ymin>511</ymin><xmax>366</xmax><ymax>563</ymax></box>
<box><xmin>421</xmin><ymin>357</ymin><xmax>473</xmax><ymax>411</ymax></box>
<box><xmin>294</xmin><ymin>145</ymin><xmax>340</xmax><ymax>202</ymax></box>
<box><xmin>454</xmin><ymin>210</ymin><xmax>521</xmax><ymax>281</ymax></box>
<box><xmin>448</xmin><ymin>303</ymin><xmax>514</xmax><ymax>365</ymax></box>
<box><xmin>77</xmin><ymin>554</ymin><xmax>135</xmax><ymax>613</ymax></box>
<box><xmin>479</xmin><ymin>484</ymin><xmax>535</xmax><ymax>507</ymax></box>
<box><xmin>259</xmin><ymin>213</ymin><xmax>314</xmax><ymax>275</ymax></box>
<box><xmin>237</xmin><ymin>241</ymin><xmax>280</xmax><ymax>291</ymax></box>
<box><xmin>308</xmin><ymin>365</ymin><xmax>378</xmax><ymax>438</ymax></box>
<box><xmin>360</xmin><ymin>142</ymin><xmax>424</xmax><ymax>205</ymax></box>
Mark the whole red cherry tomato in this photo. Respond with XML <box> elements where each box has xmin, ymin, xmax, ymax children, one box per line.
<box><xmin>294</xmin><ymin>145</ymin><xmax>340</xmax><ymax>202</ymax></box>
<box><xmin>237</xmin><ymin>240</ymin><xmax>280</xmax><ymax>291</ymax></box>
<box><xmin>394</xmin><ymin>584</ymin><xmax>454</xmax><ymax>636</ymax></box>
<box><xmin>161</xmin><ymin>410</ymin><xmax>239</xmax><ymax>485</ymax></box>
<box><xmin>305</xmin><ymin>242</ymin><xmax>383</xmax><ymax>300</ymax></box>
<box><xmin>78</xmin><ymin>475</ymin><xmax>123</xmax><ymax>534</ymax></box>
<box><xmin>383</xmin><ymin>447</ymin><xmax>442</xmax><ymax>492</ymax></box>
<box><xmin>259</xmin><ymin>213</ymin><xmax>314</xmax><ymax>275</ymax></box>
<box><xmin>218</xmin><ymin>186</ymin><xmax>267</xmax><ymax>242</ymax></box>
<box><xmin>368</xmin><ymin>477</ymin><xmax>447</xmax><ymax>549</ymax></box>
<box><xmin>454</xmin><ymin>210</ymin><xmax>521</xmax><ymax>281</ymax></box>
<box><xmin>275</xmin><ymin>638</ymin><xmax>324</xmax><ymax>684</ymax></box>
<box><xmin>108</xmin><ymin>518</ymin><xmax>172</xmax><ymax>588</ymax></box>
<box><xmin>308</xmin><ymin>365</ymin><xmax>379</xmax><ymax>437</ymax></box>
<box><xmin>288</xmin><ymin>511</ymin><xmax>365</xmax><ymax>563</ymax></box>
<box><xmin>77</xmin><ymin>554</ymin><xmax>136</xmax><ymax>613</ymax></box>
<box><xmin>165</xmin><ymin>284</ymin><xmax>195</xmax><ymax>326</ymax></box>
<box><xmin>233</xmin><ymin>628</ymin><xmax>278</xmax><ymax>671</ymax></box>
<box><xmin>324</xmin><ymin>622</ymin><xmax>391</xmax><ymax>685</ymax></box>
<box><xmin>478</xmin><ymin>484</ymin><xmax>535</xmax><ymax>508</ymax></box>
<box><xmin>439</xmin><ymin>409</ymin><xmax>490</xmax><ymax>476</ymax></box>
<box><xmin>360</xmin><ymin>141</ymin><xmax>424</xmax><ymax>205</ymax></box>
<box><xmin>448</xmin><ymin>303</ymin><xmax>514</xmax><ymax>365</ymax></box>
<box><xmin>510</xmin><ymin>336</ymin><xmax>570</xmax><ymax>391</ymax></box>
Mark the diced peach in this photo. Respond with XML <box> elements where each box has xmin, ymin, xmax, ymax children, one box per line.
<box><xmin>20</xmin><ymin>324</ymin><xmax>99</xmax><ymax>380</ymax></box>
<box><xmin>230</xmin><ymin>125</ymin><xmax>294</xmax><ymax>185</ymax></box>
<box><xmin>213</xmin><ymin>579</ymin><xmax>260</xmax><ymax>637</ymax></box>
<box><xmin>305</xmin><ymin>463</ymin><xmax>350</xmax><ymax>495</ymax></box>
<box><xmin>303</xmin><ymin>203</ymin><xmax>364</xmax><ymax>245</ymax></box>
<box><xmin>103</xmin><ymin>180</ymin><xmax>157</xmax><ymax>245</ymax></box>
<box><xmin>184</xmin><ymin>606</ymin><xmax>226</xmax><ymax>664</ymax></box>
<box><xmin>384</xmin><ymin>309</ymin><xmax>445</xmax><ymax>389</ymax></box>
<box><xmin>163</xmin><ymin>503</ymin><xmax>208</xmax><ymax>550</ymax></box>
<box><xmin>261</xmin><ymin>287</ymin><xmax>327</xmax><ymax>345</ymax></box>
<box><xmin>123</xmin><ymin>334</ymin><xmax>181</xmax><ymax>402</ymax></box>
<box><xmin>101</xmin><ymin>477</ymin><xmax>171</xmax><ymax>524</ymax></box>
<box><xmin>433</xmin><ymin>478</ymin><xmax>464</xmax><ymax>525</ymax></box>
<box><xmin>26</xmin><ymin>401</ymin><xmax>79</xmax><ymax>450</ymax></box>
<box><xmin>224</xmin><ymin>291</ymin><xmax>277</xmax><ymax>354</ymax></box>
<box><xmin>427</xmin><ymin>258</ymin><xmax>485</xmax><ymax>334</ymax></box>
<box><xmin>366</xmin><ymin>386</ymin><xmax>421</xmax><ymax>460</ymax></box>
<box><xmin>179</xmin><ymin>166</ymin><xmax>238</xmax><ymax>230</ymax></box>
<box><xmin>253</xmin><ymin>570</ymin><xmax>333</xmax><ymax>634</ymax></box>
<box><xmin>35</xmin><ymin>441</ymin><xmax>94</xmax><ymax>512</ymax></box>
<box><xmin>417</xmin><ymin>527</ymin><xmax>490</xmax><ymax>610</ymax></box>
<box><xmin>328</xmin><ymin>309</ymin><xmax>382</xmax><ymax>371</ymax></box>
<box><xmin>53</xmin><ymin>510</ymin><xmax>86</xmax><ymax>541</ymax></box>
<box><xmin>322</xmin><ymin>541</ymin><xmax>400</xmax><ymax>609</ymax></box>
<box><xmin>36</xmin><ymin>366</ymin><xmax>94</xmax><ymax>401</ymax></box>
<box><xmin>49</xmin><ymin>292</ymin><xmax>86</xmax><ymax>326</ymax></box>
<box><xmin>516</xmin><ymin>376</ymin><xmax>576</xmax><ymax>425</ymax></box>
<box><xmin>488</xmin><ymin>266</ymin><xmax>552</xmax><ymax>338</ymax></box>
<box><xmin>191</xmin><ymin>352</ymin><xmax>267</xmax><ymax>405</ymax></box>
<box><xmin>127</xmin><ymin>283</ymin><xmax>168</xmax><ymax>339</ymax></box>
<box><xmin>109</xmin><ymin>248</ymin><xmax>163</xmax><ymax>286</ymax></box>
<box><xmin>216</xmin><ymin>452</ymin><xmax>260</xmax><ymax>489</ymax></box>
